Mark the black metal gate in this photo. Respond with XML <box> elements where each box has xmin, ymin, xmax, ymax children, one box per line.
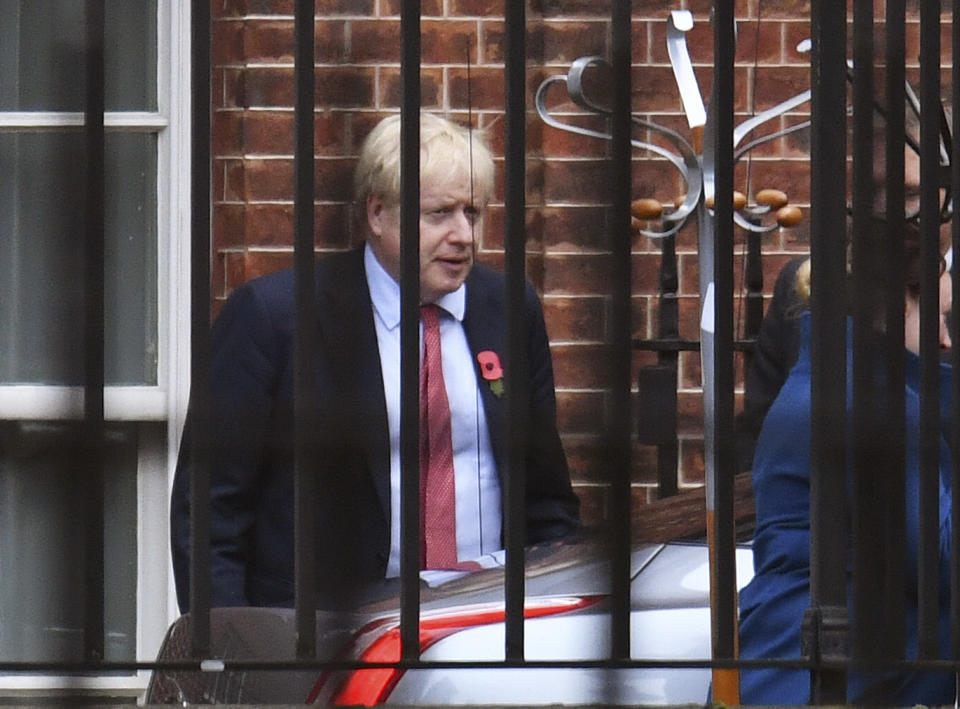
<box><xmin>6</xmin><ymin>1</ymin><xmax>960</xmax><ymax>706</ymax></box>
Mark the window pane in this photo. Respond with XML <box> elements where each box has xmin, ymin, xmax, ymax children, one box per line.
<box><xmin>0</xmin><ymin>0</ymin><xmax>157</xmax><ymax>111</ymax></box>
<box><xmin>0</xmin><ymin>132</ymin><xmax>159</xmax><ymax>386</ymax></box>
<box><xmin>0</xmin><ymin>421</ymin><xmax>138</xmax><ymax>663</ymax></box>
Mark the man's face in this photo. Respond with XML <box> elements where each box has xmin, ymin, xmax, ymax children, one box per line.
<box><xmin>366</xmin><ymin>174</ymin><xmax>479</xmax><ymax>303</ymax></box>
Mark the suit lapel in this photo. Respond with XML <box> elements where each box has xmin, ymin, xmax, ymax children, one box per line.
<box><xmin>316</xmin><ymin>250</ymin><xmax>392</xmax><ymax>521</ymax></box>
<box><xmin>463</xmin><ymin>271</ymin><xmax>507</xmax><ymax>476</ymax></box>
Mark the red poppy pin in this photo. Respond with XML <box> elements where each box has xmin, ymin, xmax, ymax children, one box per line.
<box><xmin>477</xmin><ymin>351</ymin><xmax>504</xmax><ymax>397</ymax></box>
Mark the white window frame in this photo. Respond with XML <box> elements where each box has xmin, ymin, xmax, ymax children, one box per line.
<box><xmin>0</xmin><ymin>0</ymin><xmax>190</xmax><ymax>699</ymax></box>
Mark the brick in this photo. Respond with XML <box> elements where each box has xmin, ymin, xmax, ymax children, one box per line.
<box><xmin>551</xmin><ymin>343</ymin><xmax>614</xmax><ymax>388</ymax></box>
<box><xmin>214</xmin><ymin>204</ymin><xmax>247</xmax><ymax>250</ymax></box>
<box><xmin>349</xmin><ymin>20</ymin><xmax>403</xmax><ymax>63</ymax></box>
<box><xmin>563</xmin><ymin>436</ymin><xmax>659</xmax><ymax>487</ymax></box>
<box><xmin>532</xmin><ymin>21</ymin><xmax>609</xmax><ymax>65</ymax></box>
<box><xmin>219</xmin><ymin>67</ymin><xmax>246</xmax><ymax>109</ymax></box>
<box><xmin>449</xmin><ymin>67</ymin><xmax>506</xmax><ymax>111</ymax></box>
<box><xmin>648</xmin><ymin>294</ymin><xmax>701</xmax><ymax>341</ymax></box>
<box><xmin>244</xmin><ymin>67</ymin><xmax>294</xmax><ymax>107</ymax></box>
<box><xmin>315</xmin><ymin>204</ymin><xmax>355</xmax><ymax>249</ymax></box>
<box><xmin>214</xmin><ymin>110</ymin><xmax>244</xmax><ymax>155</ymax></box>
<box><xmin>543</xmin><ymin>296</ymin><xmax>606</xmax><ymax>342</ymax></box>
<box><xmin>244</xmin><ymin>158</ymin><xmax>293</xmax><ymax>200</ymax></box>
<box><xmin>421</xmin><ymin>20</ymin><xmax>481</xmax><ymax>64</ymax></box>
<box><xmin>315</xmin><ymin>20</ymin><xmax>349</xmax><ymax>62</ymax></box>
<box><xmin>223</xmin><ymin>159</ymin><xmax>247</xmax><ymax>201</ymax></box>
<box><xmin>243</xmin><ymin>21</ymin><xmax>290</xmax><ymax>63</ymax></box>
<box><xmin>555</xmin><ymin>389</ymin><xmax>607</xmax><ymax>435</ymax></box>
<box><xmin>382</xmin><ymin>0</ymin><xmax>443</xmax><ymax>16</ymax></box>
<box><xmin>784</xmin><ymin>21</ymin><xmax>813</xmax><ymax>64</ymax></box>
<box><xmin>754</xmin><ymin>65</ymin><xmax>811</xmax><ymax>111</ymax></box>
<box><xmin>759</xmin><ymin>0</ymin><xmax>812</xmax><ymax>19</ymax></box>
<box><xmin>236</xmin><ymin>20</ymin><xmax>349</xmax><ymax>64</ymax></box>
<box><xmin>679</xmin><ymin>439</ymin><xmax>706</xmax><ymax>487</ymax></box>
<box><xmin>749</xmin><ymin>158</ymin><xmax>811</xmax><ymax>205</ymax></box>
<box><xmin>449</xmin><ymin>0</ymin><xmax>502</xmax><ymax>16</ymax></box>
<box><xmin>633</xmin><ymin>159</ymin><xmax>690</xmax><ymax>210</ymax></box>
<box><xmin>733</xmin><ymin>20</ymin><xmax>787</xmax><ymax>64</ymax></box>
<box><xmin>534</xmin><ymin>104</ymin><xmax>613</xmax><ymax>162</ymax></box>
<box><xmin>245</xmin><ymin>203</ymin><xmax>294</xmax><ymax>246</ymax></box>
<box><xmin>314</xmin><ymin>111</ymin><xmax>352</xmax><ymax>153</ymax></box>
<box><xmin>213</xmin><ymin>0</ymin><xmax>246</xmax><ymax>19</ymax></box>
<box><xmin>214</xmin><ymin>18</ymin><xmax>246</xmax><ymax>65</ymax></box>
<box><xmin>540</xmin><ymin>205</ymin><xmax>610</xmax><ymax>251</ymax></box>
<box><xmin>378</xmin><ymin>68</ymin><xmax>445</xmax><ymax>109</ymax></box>
<box><xmin>632</xmin><ymin>0</ymin><xmax>679</xmax><ymax>20</ymax></box>
<box><xmin>241</xmin><ymin>109</ymin><xmax>351</xmax><ymax>157</ymax></box>
<box><xmin>243</xmin><ymin>111</ymin><xmax>293</xmax><ymax>155</ymax></box>
<box><xmin>223</xmin><ymin>250</ymin><xmax>247</xmax><ymax>296</ymax></box>
<box><xmin>315</xmin><ymin>157</ymin><xmax>359</xmax><ymax>202</ymax></box>
<box><xmin>541</xmin><ymin>159</ymin><xmax>610</xmax><ymax>203</ymax></box>
<box><xmin>212</xmin><ymin>251</ymin><xmax>227</xmax><ymax>302</ymax></box>
<box><xmin>244</xmin><ymin>0</ymin><xmax>292</xmax><ymax>13</ymax></box>
<box><xmin>536</xmin><ymin>0</ymin><xmax>610</xmax><ymax>19</ymax></box>
<box><xmin>316</xmin><ymin>67</ymin><xmax>377</xmax><ymax>107</ymax></box>
<box><xmin>316</xmin><ymin>0</ymin><xmax>374</xmax><ymax>13</ymax></box>
<box><xmin>648</xmin><ymin>18</ymin><xmax>714</xmax><ymax>65</ymax></box>
<box><xmin>244</xmin><ymin>250</ymin><xmax>296</xmax><ymax>284</ymax></box>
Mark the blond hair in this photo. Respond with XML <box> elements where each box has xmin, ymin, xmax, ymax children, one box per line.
<box><xmin>353</xmin><ymin>113</ymin><xmax>495</xmax><ymax>210</ymax></box>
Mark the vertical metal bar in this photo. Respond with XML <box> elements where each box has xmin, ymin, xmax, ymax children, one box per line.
<box><xmin>399</xmin><ymin>0</ymin><xmax>422</xmax><ymax>663</ymax></box>
<box><xmin>850</xmin><ymin>0</ymin><xmax>882</xmax><ymax>663</ymax></box>
<box><xmin>880</xmin><ymin>0</ymin><xmax>907</xmax><ymax>660</ymax></box>
<box><xmin>503</xmin><ymin>0</ymin><xmax>527</xmax><ymax>662</ymax></box>
<box><xmin>608</xmin><ymin>0</ymin><xmax>633</xmax><ymax>664</ymax></box>
<box><xmin>189</xmin><ymin>0</ymin><xmax>212</xmax><ymax>656</ymax></box>
<box><xmin>293</xmin><ymin>0</ymin><xmax>318</xmax><ymax>659</ymax></box>
<box><xmin>807</xmin><ymin>0</ymin><xmax>848</xmax><ymax>701</ymax></box>
<box><xmin>916</xmin><ymin>0</ymin><xmax>942</xmax><ymax>659</ymax></box>
<box><xmin>83</xmin><ymin>0</ymin><xmax>106</xmax><ymax>662</ymax></box>
<box><xmin>708</xmin><ymin>0</ymin><xmax>738</xmax><ymax>702</ymax></box>
<box><xmin>951</xmin><ymin>0</ymin><xmax>960</xmax><ymax>661</ymax></box>
<box><xmin>657</xmin><ymin>236</ymin><xmax>679</xmax><ymax>499</ymax></box>
<box><xmin>743</xmin><ymin>231</ymin><xmax>763</xmax><ymax>346</ymax></box>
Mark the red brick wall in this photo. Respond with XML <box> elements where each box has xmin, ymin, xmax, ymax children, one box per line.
<box><xmin>208</xmin><ymin>1</ymin><xmax>931</xmax><ymax>526</ymax></box>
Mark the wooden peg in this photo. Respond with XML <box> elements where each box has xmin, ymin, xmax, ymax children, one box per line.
<box><xmin>631</xmin><ymin>198</ymin><xmax>663</xmax><ymax>220</ymax></box>
<box><xmin>775</xmin><ymin>205</ymin><xmax>803</xmax><ymax>227</ymax></box>
<box><xmin>705</xmin><ymin>191</ymin><xmax>747</xmax><ymax>210</ymax></box>
<box><xmin>756</xmin><ymin>188</ymin><xmax>789</xmax><ymax>209</ymax></box>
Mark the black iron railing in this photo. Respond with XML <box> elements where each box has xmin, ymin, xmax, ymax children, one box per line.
<box><xmin>7</xmin><ymin>2</ymin><xmax>960</xmax><ymax>707</ymax></box>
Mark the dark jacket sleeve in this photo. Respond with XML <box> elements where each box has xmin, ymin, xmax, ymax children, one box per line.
<box><xmin>170</xmin><ymin>275</ymin><xmax>289</xmax><ymax>612</ymax></box>
<box><xmin>523</xmin><ymin>283</ymin><xmax>581</xmax><ymax>542</ymax></box>
<box><xmin>735</xmin><ymin>257</ymin><xmax>806</xmax><ymax>472</ymax></box>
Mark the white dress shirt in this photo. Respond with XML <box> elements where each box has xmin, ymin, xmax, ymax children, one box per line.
<box><xmin>364</xmin><ymin>245</ymin><xmax>503</xmax><ymax>577</ymax></box>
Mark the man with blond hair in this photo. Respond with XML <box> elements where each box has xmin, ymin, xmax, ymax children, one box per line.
<box><xmin>171</xmin><ymin>113</ymin><xmax>580</xmax><ymax>610</ymax></box>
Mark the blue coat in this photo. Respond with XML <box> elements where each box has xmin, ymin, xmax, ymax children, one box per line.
<box><xmin>739</xmin><ymin>313</ymin><xmax>955</xmax><ymax>705</ymax></box>
<box><xmin>170</xmin><ymin>248</ymin><xmax>580</xmax><ymax>611</ymax></box>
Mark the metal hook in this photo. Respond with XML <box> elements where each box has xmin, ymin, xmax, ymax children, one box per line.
<box><xmin>534</xmin><ymin>61</ymin><xmax>702</xmax><ymax>238</ymax></box>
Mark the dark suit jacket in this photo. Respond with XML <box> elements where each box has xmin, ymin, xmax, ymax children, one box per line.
<box><xmin>171</xmin><ymin>248</ymin><xmax>580</xmax><ymax>610</ymax></box>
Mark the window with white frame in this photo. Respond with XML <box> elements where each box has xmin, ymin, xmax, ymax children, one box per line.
<box><xmin>0</xmin><ymin>0</ymin><xmax>188</xmax><ymax>696</ymax></box>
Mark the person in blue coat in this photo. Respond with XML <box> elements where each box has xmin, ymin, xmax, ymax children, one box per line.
<box><xmin>738</xmin><ymin>242</ymin><xmax>955</xmax><ymax>705</ymax></box>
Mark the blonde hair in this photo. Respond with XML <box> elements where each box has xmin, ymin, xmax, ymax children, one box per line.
<box><xmin>353</xmin><ymin>113</ymin><xmax>495</xmax><ymax>210</ymax></box>
<box><xmin>795</xmin><ymin>258</ymin><xmax>812</xmax><ymax>303</ymax></box>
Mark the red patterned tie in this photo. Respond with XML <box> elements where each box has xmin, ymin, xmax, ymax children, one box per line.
<box><xmin>420</xmin><ymin>304</ymin><xmax>458</xmax><ymax>569</ymax></box>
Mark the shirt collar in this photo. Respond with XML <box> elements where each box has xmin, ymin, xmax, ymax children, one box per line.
<box><xmin>364</xmin><ymin>243</ymin><xmax>466</xmax><ymax>330</ymax></box>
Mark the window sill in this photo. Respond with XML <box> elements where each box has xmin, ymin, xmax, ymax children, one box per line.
<box><xmin>0</xmin><ymin>386</ymin><xmax>167</xmax><ymax>421</ymax></box>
